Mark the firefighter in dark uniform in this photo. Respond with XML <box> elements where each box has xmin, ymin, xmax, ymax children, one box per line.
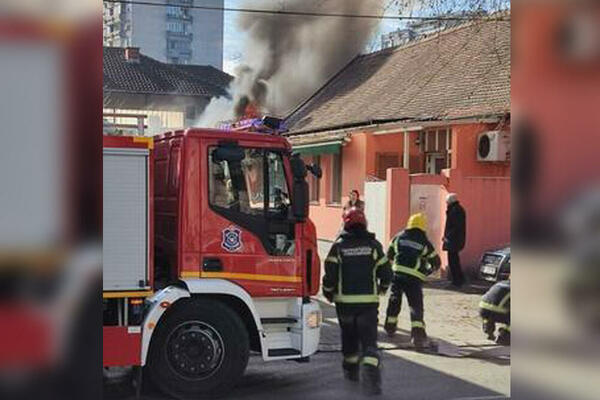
<box><xmin>384</xmin><ymin>213</ymin><xmax>441</xmax><ymax>349</ymax></box>
<box><xmin>480</xmin><ymin>279</ymin><xmax>510</xmax><ymax>345</ymax></box>
<box><xmin>322</xmin><ymin>207</ymin><xmax>392</xmax><ymax>396</ymax></box>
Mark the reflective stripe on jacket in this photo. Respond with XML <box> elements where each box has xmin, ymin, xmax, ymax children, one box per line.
<box><xmin>480</xmin><ymin>280</ymin><xmax>510</xmax><ymax>314</ymax></box>
<box><xmin>322</xmin><ymin>228</ymin><xmax>392</xmax><ymax>304</ymax></box>
<box><xmin>387</xmin><ymin>228</ymin><xmax>440</xmax><ymax>281</ymax></box>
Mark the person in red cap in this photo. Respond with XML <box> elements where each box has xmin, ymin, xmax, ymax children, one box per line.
<box><xmin>322</xmin><ymin>207</ymin><xmax>392</xmax><ymax>395</ymax></box>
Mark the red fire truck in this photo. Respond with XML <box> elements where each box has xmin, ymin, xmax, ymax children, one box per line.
<box><xmin>103</xmin><ymin>125</ymin><xmax>322</xmax><ymax>398</ymax></box>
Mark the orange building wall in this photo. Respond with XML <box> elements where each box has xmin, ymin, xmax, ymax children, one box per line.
<box><xmin>385</xmin><ymin>168</ymin><xmax>410</xmax><ymax>242</ymax></box>
<box><xmin>366</xmin><ymin>132</ymin><xmax>405</xmax><ymax>176</ymax></box>
<box><xmin>303</xmin><ymin>122</ymin><xmax>510</xmax><ymax>249</ymax></box>
<box><xmin>451</xmin><ymin>123</ymin><xmax>510</xmax><ymax>177</ymax></box>
<box><xmin>445</xmin><ymin>169</ymin><xmax>511</xmax><ymax>274</ymax></box>
<box><xmin>342</xmin><ymin>133</ymin><xmax>368</xmax><ymax>197</ymax></box>
<box><xmin>512</xmin><ymin>3</ymin><xmax>600</xmax><ymax>219</ymax></box>
<box><xmin>304</xmin><ymin>134</ymin><xmax>369</xmax><ymax>241</ymax></box>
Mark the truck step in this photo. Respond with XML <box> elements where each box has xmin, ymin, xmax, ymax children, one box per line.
<box><xmin>268</xmin><ymin>348</ymin><xmax>301</xmax><ymax>357</ymax></box>
<box><xmin>261</xmin><ymin>317</ymin><xmax>298</xmax><ymax>324</ymax></box>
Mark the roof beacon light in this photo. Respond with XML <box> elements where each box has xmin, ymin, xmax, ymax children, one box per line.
<box><xmin>220</xmin><ymin>116</ymin><xmax>286</xmax><ymax>135</ymax></box>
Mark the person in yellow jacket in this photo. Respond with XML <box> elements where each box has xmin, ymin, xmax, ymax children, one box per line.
<box><xmin>384</xmin><ymin>213</ymin><xmax>441</xmax><ymax>349</ymax></box>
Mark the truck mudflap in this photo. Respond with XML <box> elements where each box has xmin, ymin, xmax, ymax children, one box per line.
<box><xmin>140</xmin><ymin>286</ymin><xmax>190</xmax><ymax>365</ymax></box>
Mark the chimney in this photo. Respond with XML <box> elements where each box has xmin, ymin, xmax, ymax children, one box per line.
<box><xmin>124</xmin><ymin>47</ymin><xmax>140</xmax><ymax>63</ymax></box>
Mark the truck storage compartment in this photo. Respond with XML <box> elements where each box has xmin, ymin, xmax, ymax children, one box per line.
<box><xmin>103</xmin><ymin>147</ymin><xmax>150</xmax><ymax>291</ymax></box>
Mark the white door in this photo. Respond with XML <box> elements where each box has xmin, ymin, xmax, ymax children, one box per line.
<box><xmin>364</xmin><ymin>181</ymin><xmax>388</xmax><ymax>244</ymax></box>
<box><xmin>410</xmin><ymin>184</ymin><xmax>443</xmax><ymax>249</ymax></box>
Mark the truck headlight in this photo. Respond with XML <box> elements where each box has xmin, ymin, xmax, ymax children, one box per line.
<box><xmin>306</xmin><ymin>310</ymin><xmax>322</xmax><ymax>329</ymax></box>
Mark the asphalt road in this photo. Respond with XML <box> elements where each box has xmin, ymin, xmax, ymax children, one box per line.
<box><xmin>105</xmin><ymin>298</ymin><xmax>510</xmax><ymax>400</ymax></box>
<box><xmin>105</xmin><ymin>241</ymin><xmax>510</xmax><ymax>399</ymax></box>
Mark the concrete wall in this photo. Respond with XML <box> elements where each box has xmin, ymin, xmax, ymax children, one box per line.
<box><xmin>132</xmin><ymin>0</ymin><xmax>166</xmax><ymax>63</ymax></box>
<box><xmin>409</xmin><ymin>174</ymin><xmax>448</xmax><ymax>263</ymax></box>
<box><xmin>385</xmin><ymin>168</ymin><xmax>410</xmax><ymax>244</ymax></box>
<box><xmin>129</xmin><ymin>0</ymin><xmax>223</xmax><ymax>68</ymax></box>
<box><xmin>445</xmin><ymin>169</ymin><xmax>511</xmax><ymax>274</ymax></box>
<box><xmin>191</xmin><ymin>0</ymin><xmax>224</xmax><ymax>69</ymax></box>
<box><xmin>512</xmin><ymin>3</ymin><xmax>600</xmax><ymax>222</ymax></box>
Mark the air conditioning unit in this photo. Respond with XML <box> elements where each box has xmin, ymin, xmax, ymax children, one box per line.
<box><xmin>477</xmin><ymin>131</ymin><xmax>510</xmax><ymax>162</ymax></box>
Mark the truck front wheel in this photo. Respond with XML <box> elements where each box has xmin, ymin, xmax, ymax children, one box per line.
<box><xmin>147</xmin><ymin>298</ymin><xmax>250</xmax><ymax>399</ymax></box>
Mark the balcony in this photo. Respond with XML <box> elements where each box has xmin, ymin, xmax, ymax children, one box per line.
<box><xmin>167</xmin><ymin>48</ymin><xmax>192</xmax><ymax>59</ymax></box>
<box><xmin>166</xmin><ymin>13</ymin><xmax>193</xmax><ymax>22</ymax></box>
<box><xmin>166</xmin><ymin>31</ymin><xmax>193</xmax><ymax>40</ymax></box>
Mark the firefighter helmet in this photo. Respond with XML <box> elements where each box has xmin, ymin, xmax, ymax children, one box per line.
<box><xmin>343</xmin><ymin>207</ymin><xmax>367</xmax><ymax>230</ymax></box>
<box><xmin>406</xmin><ymin>213</ymin><xmax>427</xmax><ymax>231</ymax></box>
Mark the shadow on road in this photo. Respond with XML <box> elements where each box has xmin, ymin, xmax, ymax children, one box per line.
<box><xmin>105</xmin><ymin>300</ymin><xmax>509</xmax><ymax>400</ymax></box>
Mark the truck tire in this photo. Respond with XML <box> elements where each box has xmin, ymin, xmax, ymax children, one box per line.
<box><xmin>147</xmin><ymin>298</ymin><xmax>250</xmax><ymax>399</ymax></box>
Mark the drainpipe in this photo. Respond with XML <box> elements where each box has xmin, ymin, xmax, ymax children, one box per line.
<box><xmin>403</xmin><ymin>131</ymin><xmax>410</xmax><ymax>169</ymax></box>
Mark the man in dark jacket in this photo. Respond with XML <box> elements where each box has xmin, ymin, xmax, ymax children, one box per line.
<box><xmin>322</xmin><ymin>207</ymin><xmax>392</xmax><ymax>396</ymax></box>
<box><xmin>384</xmin><ymin>213</ymin><xmax>441</xmax><ymax>348</ymax></box>
<box><xmin>443</xmin><ymin>193</ymin><xmax>466</xmax><ymax>287</ymax></box>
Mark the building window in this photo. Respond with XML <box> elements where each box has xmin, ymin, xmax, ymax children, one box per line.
<box><xmin>375</xmin><ymin>152</ymin><xmax>399</xmax><ymax>180</ymax></box>
<box><xmin>422</xmin><ymin>128</ymin><xmax>452</xmax><ymax>174</ymax></box>
<box><xmin>329</xmin><ymin>153</ymin><xmax>342</xmax><ymax>204</ymax></box>
<box><xmin>166</xmin><ymin>5</ymin><xmax>190</xmax><ymax>19</ymax></box>
<box><xmin>166</xmin><ymin>6</ymin><xmax>181</xmax><ymax>17</ymax></box>
<box><xmin>167</xmin><ymin>21</ymin><xmax>189</xmax><ymax>34</ymax></box>
<box><xmin>309</xmin><ymin>155</ymin><xmax>320</xmax><ymax>203</ymax></box>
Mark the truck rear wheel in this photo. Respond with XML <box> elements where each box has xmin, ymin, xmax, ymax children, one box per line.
<box><xmin>147</xmin><ymin>298</ymin><xmax>250</xmax><ymax>399</ymax></box>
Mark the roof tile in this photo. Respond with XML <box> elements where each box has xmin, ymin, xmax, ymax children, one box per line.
<box><xmin>286</xmin><ymin>17</ymin><xmax>510</xmax><ymax>134</ymax></box>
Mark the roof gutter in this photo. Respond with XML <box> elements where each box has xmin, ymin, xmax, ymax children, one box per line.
<box><xmin>285</xmin><ymin>117</ymin><xmax>412</xmax><ymax>137</ymax></box>
<box><xmin>287</xmin><ymin>113</ymin><xmax>507</xmax><ymax>137</ymax></box>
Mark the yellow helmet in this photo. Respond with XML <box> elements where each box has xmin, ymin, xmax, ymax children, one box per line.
<box><xmin>406</xmin><ymin>213</ymin><xmax>427</xmax><ymax>231</ymax></box>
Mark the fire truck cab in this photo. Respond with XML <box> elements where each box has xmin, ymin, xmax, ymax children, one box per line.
<box><xmin>103</xmin><ymin>127</ymin><xmax>322</xmax><ymax>398</ymax></box>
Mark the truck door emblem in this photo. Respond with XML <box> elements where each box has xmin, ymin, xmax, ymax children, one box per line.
<box><xmin>222</xmin><ymin>225</ymin><xmax>243</xmax><ymax>252</ymax></box>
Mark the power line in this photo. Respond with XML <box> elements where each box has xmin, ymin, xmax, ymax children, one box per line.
<box><xmin>103</xmin><ymin>0</ymin><xmax>510</xmax><ymax>22</ymax></box>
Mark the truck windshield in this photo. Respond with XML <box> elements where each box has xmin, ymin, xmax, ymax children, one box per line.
<box><xmin>209</xmin><ymin>148</ymin><xmax>290</xmax><ymax>217</ymax></box>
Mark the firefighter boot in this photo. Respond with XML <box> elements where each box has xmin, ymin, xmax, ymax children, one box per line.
<box><xmin>496</xmin><ymin>327</ymin><xmax>511</xmax><ymax>346</ymax></box>
<box><xmin>343</xmin><ymin>364</ymin><xmax>359</xmax><ymax>382</ymax></box>
<box><xmin>384</xmin><ymin>317</ymin><xmax>397</xmax><ymax>336</ymax></box>
<box><xmin>483</xmin><ymin>319</ymin><xmax>496</xmax><ymax>341</ymax></box>
<box><xmin>360</xmin><ymin>364</ymin><xmax>382</xmax><ymax>396</ymax></box>
<box><xmin>411</xmin><ymin>328</ymin><xmax>431</xmax><ymax>351</ymax></box>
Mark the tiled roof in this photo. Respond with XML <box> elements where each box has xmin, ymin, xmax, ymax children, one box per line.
<box><xmin>286</xmin><ymin>16</ymin><xmax>510</xmax><ymax>134</ymax></box>
<box><xmin>103</xmin><ymin>47</ymin><xmax>232</xmax><ymax>98</ymax></box>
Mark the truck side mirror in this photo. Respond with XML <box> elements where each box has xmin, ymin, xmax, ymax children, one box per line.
<box><xmin>306</xmin><ymin>164</ymin><xmax>322</xmax><ymax>179</ymax></box>
<box><xmin>290</xmin><ymin>154</ymin><xmax>307</xmax><ymax>179</ymax></box>
<box><xmin>289</xmin><ymin>154</ymin><xmax>309</xmax><ymax>221</ymax></box>
<box><xmin>292</xmin><ymin>181</ymin><xmax>309</xmax><ymax>221</ymax></box>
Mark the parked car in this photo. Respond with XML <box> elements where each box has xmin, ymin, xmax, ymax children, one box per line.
<box><xmin>479</xmin><ymin>246</ymin><xmax>510</xmax><ymax>282</ymax></box>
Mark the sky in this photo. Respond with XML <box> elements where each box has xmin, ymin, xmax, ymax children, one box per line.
<box><xmin>221</xmin><ymin>0</ymin><xmax>405</xmax><ymax>75</ymax></box>
<box><xmin>220</xmin><ymin>0</ymin><xmax>510</xmax><ymax>75</ymax></box>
